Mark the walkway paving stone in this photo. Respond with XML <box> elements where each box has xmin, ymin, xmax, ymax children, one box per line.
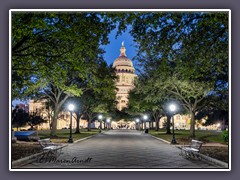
<box><xmin>19</xmin><ymin>130</ymin><xmax>224</xmax><ymax>169</ymax></box>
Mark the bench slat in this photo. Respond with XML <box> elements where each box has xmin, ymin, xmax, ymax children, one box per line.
<box><xmin>180</xmin><ymin>139</ymin><xmax>203</xmax><ymax>160</ymax></box>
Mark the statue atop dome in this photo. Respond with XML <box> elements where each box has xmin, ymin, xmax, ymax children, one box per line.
<box><xmin>120</xmin><ymin>41</ymin><xmax>126</xmax><ymax>56</ymax></box>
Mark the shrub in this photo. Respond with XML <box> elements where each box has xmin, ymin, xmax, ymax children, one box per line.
<box><xmin>222</xmin><ymin>130</ymin><xmax>229</xmax><ymax>143</ymax></box>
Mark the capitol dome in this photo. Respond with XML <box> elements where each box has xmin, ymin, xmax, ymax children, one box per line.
<box><xmin>112</xmin><ymin>42</ymin><xmax>134</xmax><ymax>69</ymax></box>
<box><xmin>113</xmin><ymin>56</ymin><xmax>133</xmax><ymax>68</ymax></box>
<box><xmin>112</xmin><ymin>42</ymin><xmax>137</xmax><ymax>111</ymax></box>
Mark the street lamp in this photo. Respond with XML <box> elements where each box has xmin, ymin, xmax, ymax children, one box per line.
<box><xmin>68</xmin><ymin>104</ymin><xmax>74</xmax><ymax>143</ymax></box>
<box><xmin>143</xmin><ymin>115</ymin><xmax>148</xmax><ymax>120</ymax></box>
<box><xmin>98</xmin><ymin>114</ymin><xmax>103</xmax><ymax>129</ymax></box>
<box><xmin>98</xmin><ymin>114</ymin><xmax>103</xmax><ymax>120</ymax></box>
<box><xmin>169</xmin><ymin>104</ymin><xmax>177</xmax><ymax>144</ymax></box>
<box><xmin>106</xmin><ymin>118</ymin><xmax>111</xmax><ymax>129</ymax></box>
<box><xmin>143</xmin><ymin>115</ymin><xmax>148</xmax><ymax>130</ymax></box>
<box><xmin>135</xmin><ymin>118</ymin><xmax>140</xmax><ymax>130</ymax></box>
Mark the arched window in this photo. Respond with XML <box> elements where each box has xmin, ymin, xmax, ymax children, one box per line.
<box><xmin>122</xmin><ymin>76</ymin><xmax>125</xmax><ymax>82</ymax></box>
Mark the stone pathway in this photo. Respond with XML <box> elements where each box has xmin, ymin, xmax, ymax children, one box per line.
<box><xmin>20</xmin><ymin>130</ymin><xmax>224</xmax><ymax>169</ymax></box>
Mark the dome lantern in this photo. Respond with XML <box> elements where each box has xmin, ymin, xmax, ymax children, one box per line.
<box><xmin>113</xmin><ymin>42</ymin><xmax>134</xmax><ymax>69</ymax></box>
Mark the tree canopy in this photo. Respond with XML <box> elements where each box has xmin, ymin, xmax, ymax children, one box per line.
<box><xmin>12</xmin><ymin>12</ymin><xmax>116</xmax><ymax>136</ymax></box>
<box><xmin>112</xmin><ymin>11</ymin><xmax>229</xmax><ymax>137</ymax></box>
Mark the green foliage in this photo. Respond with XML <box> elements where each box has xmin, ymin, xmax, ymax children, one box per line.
<box><xmin>12</xmin><ymin>108</ymin><xmax>29</xmax><ymax>129</ymax></box>
<box><xmin>65</xmin><ymin>61</ymin><xmax>117</xmax><ymax>129</ymax></box>
<box><xmin>28</xmin><ymin>111</ymin><xmax>47</xmax><ymax>128</ymax></box>
<box><xmin>12</xmin><ymin>12</ymin><xmax>116</xmax><ymax>100</ymax></box>
<box><xmin>38</xmin><ymin>129</ymin><xmax>99</xmax><ymax>143</ymax></box>
<box><xmin>221</xmin><ymin>130</ymin><xmax>229</xmax><ymax>143</ymax></box>
<box><xmin>112</xmin><ymin>12</ymin><xmax>229</xmax><ymax>138</ymax></box>
<box><xmin>11</xmin><ymin>12</ymin><xmax>116</xmax><ymax>136</ymax></box>
<box><xmin>12</xmin><ymin>107</ymin><xmax>46</xmax><ymax>129</ymax></box>
<box><xmin>149</xmin><ymin>129</ymin><xmax>224</xmax><ymax>143</ymax></box>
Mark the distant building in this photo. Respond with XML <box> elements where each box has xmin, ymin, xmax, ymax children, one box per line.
<box><xmin>29</xmin><ymin>99</ymin><xmax>93</xmax><ymax>130</ymax></box>
<box><xmin>113</xmin><ymin>42</ymin><xmax>137</xmax><ymax>111</ymax></box>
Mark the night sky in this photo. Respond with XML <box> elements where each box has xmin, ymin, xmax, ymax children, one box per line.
<box><xmin>102</xmin><ymin>27</ymin><xmax>137</xmax><ymax>66</ymax></box>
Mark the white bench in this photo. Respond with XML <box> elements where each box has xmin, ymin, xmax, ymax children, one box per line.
<box><xmin>180</xmin><ymin>139</ymin><xmax>203</xmax><ymax>160</ymax></box>
<box><xmin>38</xmin><ymin>138</ymin><xmax>65</xmax><ymax>158</ymax></box>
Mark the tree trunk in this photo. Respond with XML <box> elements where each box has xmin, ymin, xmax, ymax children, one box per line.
<box><xmin>166</xmin><ymin>114</ymin><xmax>171</xmax><ymax>134</ymax></box>
<box><xmin>144</xmin><ymin>121</ymin><xmax>146</xmax><ymax>129</ymax></box>
<box><xmin>189</xmin><ymin>111</ymin><xmax>196</xmax><ymax>138</ymax></box>
<box><xmin>50</xmin><ymin>107</ymin><xmax>59</xmax><ymax>137</ymax></box>
<box><xmin>49</xmin><ymin>91</ymin><xmax>69</xmax><ymax>137</ymax></box>
<box><xmin>221</xmin><ymin>117</ymin><xmax>226</xmax><ymax>130</ymax></box>
<box><xmin>87</xmin><ymin>114</ymin><xmax>92</xmax><ymax>131</ymax></box>
<box><xmin>88</xmin><ymin>120</ymin><xmax>91</xmax><ymax>131</ymax></box>
<box><xmin>155</xmin><ymin>119</ymin><xmax>159</xmax><ymax>131</ymax></box>
<box><xmin>75</xmin><ymin>113</ymin><xmax>81</xmax><ymax>134</ymax></box>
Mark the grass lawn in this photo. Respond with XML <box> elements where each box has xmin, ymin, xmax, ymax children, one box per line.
<box><xmin>149</xmin><ymin>129</ymin><xmax>229</xmax><ymax>163</ymax></box>
<box><xmin>149</xmin><ymin>129</ymin><xmax>227</xmax><ymax>144</ymax></box>
<box><xmin>38</xmin><ymin>128</ymin><xmax>100</xmax><ymax>143</ymax></box>
<box><xmin>12</xmin><ymin>128</ymin><xmax>100</xmax><ymax>161</ymax></box>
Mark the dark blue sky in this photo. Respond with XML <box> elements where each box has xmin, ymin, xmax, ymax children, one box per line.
<box><xmin>102</xmin><ymin>28</ymin><xmax>137</xmax><ymax>66</ymax></box>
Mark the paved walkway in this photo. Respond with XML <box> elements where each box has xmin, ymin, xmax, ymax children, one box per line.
<box><xmin>20</xmin><ymin>130</ymin><xmax>222</xmax><ymax>169</ymax></box>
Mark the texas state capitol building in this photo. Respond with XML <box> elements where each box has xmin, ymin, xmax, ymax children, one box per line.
<box><xmin>28</xmin><ymin>43</ymin><xmax>220</xmax><ymax>131</ymax></box>
<box><xmin>113</xmin><ymin>42</ymin><xmax>137</xmax><ymax>111</ymax></box>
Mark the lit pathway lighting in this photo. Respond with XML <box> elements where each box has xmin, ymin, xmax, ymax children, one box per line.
<box><xmin>68</xmin><ymin>104</ymin><xmax>75</xmax><ymax>143</ymax></box>
<box><xmin>169</xmin><ymin>104</ymin><xmax>177</xmax><ymax>144</ymax></box>
<box><xmin>98</xmin><ymin>114</ymin><xmax>103</xmax><ymax>129</ymax></box>
<box><xmin>143</xmin><ymin>114</ymin><xmax>148</xmax><ymax>132</ymax></box>
<box><xmin>135</xmin><ymin>118</ymin><xmax>140</xmax><ymax>130</ymax></box>
<box><xmin>106</xmin><ymin>118</ymin><xmax>111</xmax><ymax>129</ymax></box>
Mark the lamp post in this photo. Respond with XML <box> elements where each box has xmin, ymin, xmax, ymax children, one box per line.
<box><xmin>98</xmin><ymin>114</ymin><xmax>103</xmax><ymax>129</ymax></box>
<box><xmin>143</xmin><ymin>115</ymin><xmax>148</xmax><ymax>130</ymax></box>
<box><xmin>135</xmin><ymin>118</ymin><xmax>140</xmax><ymax>130</ymax></box>
<box><xmin>68</xmin><ymin>104</ymin><xmax>74</xmax><ymax>143</ymax></box>
<box><xmin>106</xmin><ymin>118</ymin><xmax>111</xmax><ymax>129</ymax></box>
<box><xmin>169</xmin><ymin>104</ymin><xmax>177</xmax><ymax>144</ymax></box>
<box><xmin>217</xmin><ymin>123</ymin><xmax>221</xmax><ymax>131</ymax></box>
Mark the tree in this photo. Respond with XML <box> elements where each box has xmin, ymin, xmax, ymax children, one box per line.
<box><xmin>195</xmin><ymin>94</ymin><xmax>229</xmax><ymax>130</ymax></box>
<box><xmin>12</xmin><ymin>106</ymin><xmax>29</xmax><ymax>130</ymax></box>
<box><xmin>127</xmin><ymin>76</ymin><xmax>165</xmax><ymax>131</ymax></box>
<box><xmin>164</xmin><ymin>77</ymin><xmax>212</xmax><ymax>137</ymax></box>
<box><xmin>12</xmin><ymin>12</ymin><xmax>116</xmax><ymax>136</ymax></box>
<box><xmin>78</xmin><ymin>88</ymin><xmax>115</xmax><ymax>131</ymax></box>
<box><xmin>12</xmin><ymin>12</ymin><xmax>115</xmax><ymax>98</ymax></box>
<box><xmin>111</xmin><ymin>12</ymin><xmax>228</xmax><ymax>138</ymax></box>
<box><xmin>28</xmin><ymin>111</ymin><xmax>47</xmax><ymax>129</ymax></box>
<box><xmin>12</xmin><ymin>106</ymin><xmax>47</xmax><ymax>130</ymax></box>
<box><xmin>64</xmin><ymin>60</ymin><xmax>117</xmax><ymax>131</ymax></box>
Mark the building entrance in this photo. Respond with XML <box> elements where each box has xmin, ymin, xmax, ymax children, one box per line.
<box><xmin>115</xmin><ymin>120</ymin><xmax>136</xmax><ymax>129</ymax></box>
